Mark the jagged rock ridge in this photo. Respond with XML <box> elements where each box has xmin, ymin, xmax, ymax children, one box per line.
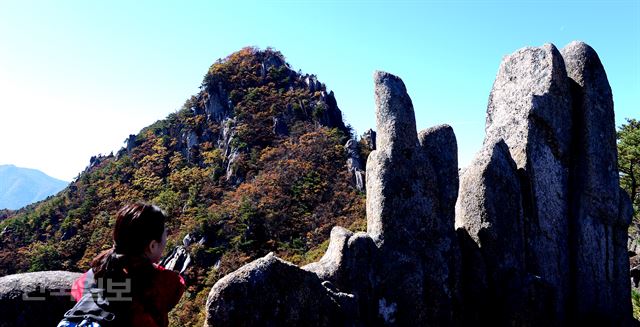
<box><xmin>205</xmin><ymin>41</ymin><xmax>635</xmax><ymax>326</ymax></box>
<box><xmin>0</xmin><ymin>43</ymin><xmax>634</xmax><ymax>327</ymax></box>
<box><xmin>0</xmin><ymin>47</ymin><xmax>370</xmax><ymax>326</ymax></box>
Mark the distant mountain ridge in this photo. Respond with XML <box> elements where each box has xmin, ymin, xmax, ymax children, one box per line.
<box><xmin>0</xmin><ymin>165</ymin><xmax>68</xmax><ymax>210</ymax></box>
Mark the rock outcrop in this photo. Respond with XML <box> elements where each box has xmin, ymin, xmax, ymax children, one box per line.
<box><xmin>362</xmin><ymin>129</ymin><xmax>377</xmax><ymax>151</ymax></box>
<box><xmin>205</xmin><ymin>253</ymin><xmax>357</xmax><ymax>327</ymax></box>
<box><xmin>1</xmin><ymin>41</ymin><xmax>632</xmax><ymax>327</ymax></box>
<box><xmin>366</xmin><ymin>71</ymin><xmax>460</xmax><ymax>325</ymax></box>
<box><xmin>484</xmin><ymin>44</ymin><xmax>573</xmax><ymax>323</ymax></box>
<box><xmin>205</xmin><ymin>71</ymin><xmax>463</xmax><ymax>326</ymax></box>
<box><xmin>205</xmin><ymin>41</ymin><xmax>634</xmax><ymax>326</ymax></box>
<box><xmin>456</xmin><ymin>139</ymin><xmax>529</xmax><ymax>325</ymax></box>
<box><xmin>561</xmin><ymin>41</ymin><xmax>632</xmax><ymax>324</ymax></box>
<box><xmin>0</xmin><ymin>271</ymin><xmax>80</xmax><ymax>327</ymax></box>
<box><xmin>345</xmin><ymin>139</ymin><xmax>365</xmax><ymax>191</ymax></box>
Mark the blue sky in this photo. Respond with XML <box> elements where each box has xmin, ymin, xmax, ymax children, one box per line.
<box><xmin>1</xmin><ymin>0</ymin><xmax>638</xmax><ymax>181</ymax></box>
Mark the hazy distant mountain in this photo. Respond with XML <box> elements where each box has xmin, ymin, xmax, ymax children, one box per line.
<box><xmin>0</xmin><ymin>164</ymin><xmax>68</xmax><ymax>210</ymax></box>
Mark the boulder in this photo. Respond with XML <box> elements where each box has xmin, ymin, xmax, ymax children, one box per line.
<box><xmin>205</xmin><ymin>253</ymin><xmax>355</xmax><ymax>327</ymax></box>
<box><xmin>366</xmin><ymin>71</ymin><xmax>431</xmax><ymax>247</ymax></box>
<box><xmin>318</xmin><ymin>90</ymin><xmax>348</xmax><ymax>132</ymax></box>
<box><xmin>184</xmin><ymin>129</ymin><xmax>199</xmax><ymax>149</ymax></box>
<box><xmin>303</xmin><ymin>226</ymin><xmax>355</xmax><ymax>283</ymax></box>
<box><xmin>125</xmin><ymin>134</ymin><xmax>136</xmax><ymax>153</ymax></box>
<box><xmin>202</xmin><ymin>42</ymin><xmax>635</xmax><ymax>326</ymax></box>
<box><xmin>303</xmin><ymin>228</ymin><xmax>378</xmax><ymax>324</ymax></box>
<box><xmin>366</xmin><ymin>72</ymin><xmax>431</xmax><ymax>325</ymax></box>
<box><xmin>0</xmin><ymin>271</ymin><xmax>81</xmax><ymax>327</ymax></box>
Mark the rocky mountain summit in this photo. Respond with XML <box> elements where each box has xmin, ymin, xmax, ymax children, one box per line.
<box><xmin>0</xmin><ymin>47</ymin><xmax>368</xmax><ymax>325</ymax></box>
<box><xmin>0</xmin><ymin>42</ymin><xmax>635</xmax><ymax>326</ymax></box>
<box><xmin>204</xmin><ymin>41</ymin><xmax>634</xmax><ymax>326</ymax></box>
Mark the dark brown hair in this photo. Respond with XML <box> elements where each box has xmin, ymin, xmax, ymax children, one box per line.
<box><xmin>91</xmin><ymin>203</ymin><xmax>167</xmax><ymax>280</ymax></box>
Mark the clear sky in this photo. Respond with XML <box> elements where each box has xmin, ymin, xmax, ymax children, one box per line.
<box><xmin>1</xmin><ymin>0</ymin><xmax>638</xmax><ymax>181</ymax></box>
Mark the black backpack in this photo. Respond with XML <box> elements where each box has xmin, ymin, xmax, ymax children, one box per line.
<box><xmin>57</xmin><ymin>270</ymin><xmax>129</xmax><ymax>327</ymax></box>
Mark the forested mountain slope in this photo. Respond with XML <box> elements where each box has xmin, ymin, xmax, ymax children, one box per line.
<box><xmin>0</xmin><ymin>47</ymin><xmax>368</xmax><ymax>325</ymax></box>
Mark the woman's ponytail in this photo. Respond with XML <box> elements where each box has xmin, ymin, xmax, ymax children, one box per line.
<box><xmin>91</xmin><ymin>246</ymin><xmax>128</xmax><ymax>279</ymax></box>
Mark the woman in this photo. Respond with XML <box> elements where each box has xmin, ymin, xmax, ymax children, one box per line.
<box><xmin>63</xmin><ymin>203</ymin><xmax>185</xmax><ymax>327</ymax></box>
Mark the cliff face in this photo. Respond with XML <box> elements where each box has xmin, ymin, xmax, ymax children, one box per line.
<box><xmin>205</xmin><ymin>42</ymin><xmax>635</xmax><ymax>326</ymax></box>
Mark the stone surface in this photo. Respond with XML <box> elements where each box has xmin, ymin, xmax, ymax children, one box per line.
<box><xmin>345</xmin><ymin>139</ymin><xmax>365</xmax><ymax>191</ymax></box>
<box><xmin>272</xmin><ymin>116</ymin><xmax>289</xmax><ymax>136</ymax></box>
<box><xmin>366</xmin><ymin>71</ymin><xmax>459</xmax><ymax>326</ymax></box>
<box><xmin>203</xmin><ymin>42</ymin><xmax>635</xmax><ymax>326</ymax></box>
<box><xmin>366</xmin><ymin>71</ymin><xmax>431</xmax><ymax>324</ymax></box>
<box><xmin>303</xmin><ymin>226</ymin><xmax>354</xmax><ymax>282</ymax></box>
<box><xmin>160</xmin><ymin>246</ymin><xmax>191</xmax><ymax>274</ymax></box>
<box><xmin>0</xmin><ymin>271</ymin><xmax>81</xmax><ymax>327</ymax></box>
<box><xmin>419</xmin><ymin>124</ymin><xmax>458</xmax><ymax>230</ymax></box>
<box><xmin>303</xmin><ymin>228</ymin><xmax>378</xmax><ymax>325</ymax></box>
<box><xmin>366</xmin><ymin>71</ymin><xmax>429</xmax><ymax>247</ymax></box>
<box><xmin>561</xmin><ymin>40</ymin><xmax>631</xmax><ymax>324</ymax></box>
<box><xmin>126</xmin><ymin>134</ymin><xmax>136</xmax><ymax>152</ymax></box>
<box><xmin>204</xmin><ymin>82</ymin><xmax>230</xmax><ymax>123</ymax></box>
<box><xmin>205</xmin><ymin>253</ymin><xmax>355</xmax><ymax>327</ymax></box>
<box><xmin>362</xmin><ymin>129</ymin><xmax>377</xmax><ymax>151</ymax></box>
<box><xmin>455</xmin><ymin>139</ymin><xmax>526</xmax><ymax>325</ymax></box>
<box><xmin>319</xmin><ymin>90</ymin><xmax>348</xmax><ymax>132</ymax></box>
<box><xmin>484</xmin><ymin>43</ymin><xmax>572</xmax><ymax>323</ymax></box>
<box><xmin>456</xmin><ymin>139</ymin><xmax>525</xmax><ymax>277</ymax></box>
<box><xmin>418</xmin><ymin>124</ymin><xmax>463</xmax><ymax>326</ymax></box>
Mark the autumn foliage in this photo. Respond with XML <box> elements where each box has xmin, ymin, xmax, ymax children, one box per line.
<box><xmin>0</xmin><ymin>47</ymin><xmax>366</xmax><ymax>326</ymax></box>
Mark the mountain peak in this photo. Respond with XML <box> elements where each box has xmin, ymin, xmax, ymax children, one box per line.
<box><xmin>0</xmin><ymin>165</ymin><xmax>68</xmax><ymax>210</ymax></box>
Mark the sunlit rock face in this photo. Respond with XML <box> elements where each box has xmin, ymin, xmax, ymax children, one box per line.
<box><xmin>202</xmin><ymin>41</ymin><xmax>634</xmax><ymax>327</ymax></box>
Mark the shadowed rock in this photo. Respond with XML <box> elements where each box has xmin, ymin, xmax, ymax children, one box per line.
<box><xmin>0</xmin><ymin>271</ymin><xmax>81</xmax><ymax>327</ymax></box>
<box><xmin>456</xmin><ymin>139</ymin><xmax>525</xmax><ymax>277</ymax></box>
<box><xmin>456</xmin><ymin>139</ymin><xmax>526</xmax><ymax>325</ymax></box>
<box><xmin>561</xmin><ymin>40</ymin><xmax>632</xmax><ymax>324</ymax></box>
<box><xmin>366</xmin><ymin>71</ymin><xmax>433</xmax><ymax>325</ymax></box>
<box><xmin>366</xmin><ymin>71</ymin><xmax>459</xmax><ymax>326</ymax></box>
<box><xmin>203</xmin><ymin>42</ymin><xmax>635</xmax><ymax>327</ymax></box>
<box><xmin>485</xmin><ymin>43</ymin><xmax>572</xmax><ymax>323</ymax></box>
<box><xmin>303</xmin><ymin>228</ymin><xmax>378</xmax><ymax>325</ymax></box>
<box><xmin>345</xmin><ymin>139</ymin><xmax>365</xmax><ymax>191</ymax></box>
<box><xmin>418</xmin><ymin>124</ymin><xmax>463</xmax><ymax>325</ymax></box>
<box><xmin>419</xmin><ymin>124</ymin><xmax>459</xmax><ymax>228</ymax></box>
<box><xmin>206</xmin><ymin>253</ymin><xmax>355</xmax><ymax>327</ymax></box>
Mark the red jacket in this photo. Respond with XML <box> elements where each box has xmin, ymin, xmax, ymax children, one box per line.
<box><xmin>71</xmin><ymin>264</ymin><xmax>186</xmax><ymax>327</ymax></box>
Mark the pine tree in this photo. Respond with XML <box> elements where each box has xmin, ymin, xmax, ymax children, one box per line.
<box><xmin>618</xmin><ymin>118</ymin><xmax>640</xmax><ymax>220</ymax></box>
